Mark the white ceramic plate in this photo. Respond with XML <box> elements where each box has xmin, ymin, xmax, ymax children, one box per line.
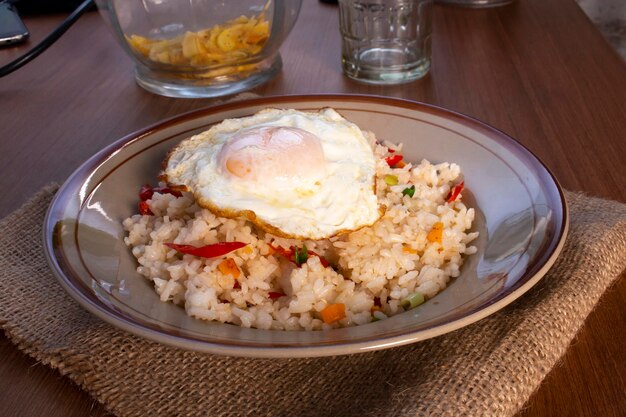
<box><xmin>44</xmin><ymin>95</ymin><xmax>568</xmax><ymax>357</ymax></box>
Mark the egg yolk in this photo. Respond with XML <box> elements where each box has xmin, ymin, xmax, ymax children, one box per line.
<box><xmin>218</xmin><ymin>126</ymin><xmax>326</xmax><ymax>183</ymax></box>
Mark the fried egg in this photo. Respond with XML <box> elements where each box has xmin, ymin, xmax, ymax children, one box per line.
<box><xmin>163</xmin><ymin>108</ymin><xmax>383</xmax><ymax>239</ymax></box>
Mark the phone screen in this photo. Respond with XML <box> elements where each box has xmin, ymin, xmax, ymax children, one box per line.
<box><xmin>0</xmin><ymin>3</ymin><xmax>30</xmax><ymax>45</ymax></box>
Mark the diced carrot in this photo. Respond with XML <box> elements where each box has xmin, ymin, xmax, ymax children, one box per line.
<box><xmin>395</xmin><ymin>160</ymin><xmax>407</xmax><ymax>168</ymax></box>
<box><xmin>402</xmin><ymin>245</ymin><xmax>418</xmax><ymax>254</ymax></box>
<box><xmin>427</xmin><ymin>222</ymin><xmax>444</xmax><ymax>244</ymax></box>
<box><xmin>218</xmin><ymin>258</ymin><xmax>240</xmax><ymax>279</ymax></box>
<box><xmin>320</xmin><ymin>303</ymin><xmax>346</xmax><ymax>324</ymax></box>
<box><xmin>243</xmin><ymin>246</ymin><xmax>253</xmax><ymax>254</ymax></box>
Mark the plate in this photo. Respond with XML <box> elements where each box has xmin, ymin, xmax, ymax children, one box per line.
<box><xmin>44</xmin><ymin>95</ymin><xmax>568</xmax><ymax>357</ymax></box>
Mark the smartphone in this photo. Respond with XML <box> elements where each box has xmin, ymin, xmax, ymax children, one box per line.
<box><xmin>0</xmin><ymin>3</ymin><xmax>30</xmax><ymax>46</ymax></box>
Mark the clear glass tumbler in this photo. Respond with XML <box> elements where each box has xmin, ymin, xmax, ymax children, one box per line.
<box><xmin>338</xmin><ymin>0</ymin><xmax>432</xmax><ymax>84</ymax></box>
<box><xmin>436</xmin><ymin>0</ymin><xmax>515</xmax><ymax>7</ymax></box>
<box><xmin>95</xmin><ymin>0</ymin><xmax>302</xmax><ymax>98</ymax></box>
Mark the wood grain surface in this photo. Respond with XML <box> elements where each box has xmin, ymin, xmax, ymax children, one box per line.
<box><xmin>0</xmin><ymin>0</ymin><xmax>624</xmax><ymax>416</ymax></box>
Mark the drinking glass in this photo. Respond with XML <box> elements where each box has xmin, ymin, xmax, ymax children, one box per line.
<box><xmin>436</xmin><ymin>0</ymin><xmax>515</xmax><ymax>7</ymax></box>
<box><xmin>338</xmin><ymin>0</ymin><xmax>432</xmax><ymax>84</ymax></box>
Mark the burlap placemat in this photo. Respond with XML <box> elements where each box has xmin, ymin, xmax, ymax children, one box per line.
<box><xmin>0</xmin><ymin>185</ymin><xmax>624</xmax><ymax>417</ymax></box>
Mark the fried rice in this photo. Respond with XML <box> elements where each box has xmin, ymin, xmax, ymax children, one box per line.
<box><xmin>123</xmin><ymin>136</ymin><xmax>478</xmax><ymax>330</ymax></box>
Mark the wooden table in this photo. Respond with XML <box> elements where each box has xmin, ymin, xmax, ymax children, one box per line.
<box><xmin>1</xmin><ymin>0</ymin><xmax>624</xmax><ymax>415</ymax></box>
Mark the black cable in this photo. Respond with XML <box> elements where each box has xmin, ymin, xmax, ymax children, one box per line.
<box><xmin>0</xmin><ymin>0</ymin><xmax>94</xmax><ymax>78</ymax></box>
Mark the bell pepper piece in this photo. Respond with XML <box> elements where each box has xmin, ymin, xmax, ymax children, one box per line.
<box><xmin>138</xmin><ymin>200</ymin><xmax>153</xmax><ymax>215</ymax></box>
<box><xmin>446</xmin><ymin>181</ymin><xmax>464</xmax><ymax>203</ymax></box>
<box><xmin>384</xmin><ymin>154</ymin><xmax>403</xmax><ymax>167</ymax></box>
<box><xmin>384</xmin><ymin>175</ymin><xmax>399</xmax><ymax>185</ymax></box>
<box><xmin>268</xmin><ymin>291</ymin><xmax>285</xmax><ymax>300</ymax></box>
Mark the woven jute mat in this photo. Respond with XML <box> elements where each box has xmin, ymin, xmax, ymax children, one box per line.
<box><xmin>0</xmin><ymin>185</ymin><xmax>625</xmax><ymax>417</ymax></box>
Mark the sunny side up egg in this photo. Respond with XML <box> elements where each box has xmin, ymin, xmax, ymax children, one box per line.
<box><xmin>163</xmin><ymin>108</ymin><xmax>384</xmax><ymax>240</ymax></box>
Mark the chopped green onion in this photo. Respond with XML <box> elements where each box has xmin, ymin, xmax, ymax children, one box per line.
<box><xmin>384</xmin><ymin>174</ymin><xmax>398</xmax><ymax>186</ymax></box>
<box><xmin>400</xmin><ymin>292</ymin><xmax>425</xmax><ymax>310</ymax></box>
<box><xmin>294</xmin><ymin>245</ymin><xmax>308</xmax><ymax>266</ymax></box>
<box><xmin>402</xmin><ymin>185</ymin><xmax>416</xmax><ymax>197</ymax></box>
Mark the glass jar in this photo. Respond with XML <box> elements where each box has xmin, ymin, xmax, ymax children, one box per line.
<box><xmin>95</xmin><ymin>0</ymin><xmax>302</xmax><ymax>98</ymax></box>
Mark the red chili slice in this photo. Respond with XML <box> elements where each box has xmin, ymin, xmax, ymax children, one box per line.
<box><xmin>446</xmin><ymin>181</ymin><xmax>465</xmax><ymax>203</ymax></box>
<box><xmin>138</xmin><ymin>200</ymin><xmax>153</xmax><ymax>215</ymax></box>
<box><xmin>269</xmin><ymin>244</ymin><xmax>293</xmax><ymax>259</ymax></box>
<box><xmin>268</xmin><ymin>291</ymin><xmax>285</xmax><ymax>300</ymax></box>
<box><xmin>384</xmin><ymin>154</ymin><xmax>403</xmax><ymax>167</ymax></box>
<box><xmin>269</xmin><ymin>244</ymin><xmax>330</xmax><ymax>268</ymax></box>
<box><xmin>164</xmin><ymin>242</ymin><xmax>246</xmax><ymax>258</ymax></box>
<box><xmin>308</xmin><ymin>249</ymin><xmax>330</xmax><ymax>268</ymax></box>
<box><xmin>139</xmin><ymin>184</ymin><xmax>183</xmax><ymax>201</ymax></box>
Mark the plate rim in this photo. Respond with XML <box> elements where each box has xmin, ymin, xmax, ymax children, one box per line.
<box><xmin>43</xmin><ymin>94</ymin><xmax>569</xmax><ymax>358</ymax></box>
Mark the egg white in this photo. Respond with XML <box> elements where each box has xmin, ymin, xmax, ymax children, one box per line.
<box><xmin>163</xmin><ymin>108</ymin><xmax>383</xmax><ymax>239</ymax></box>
